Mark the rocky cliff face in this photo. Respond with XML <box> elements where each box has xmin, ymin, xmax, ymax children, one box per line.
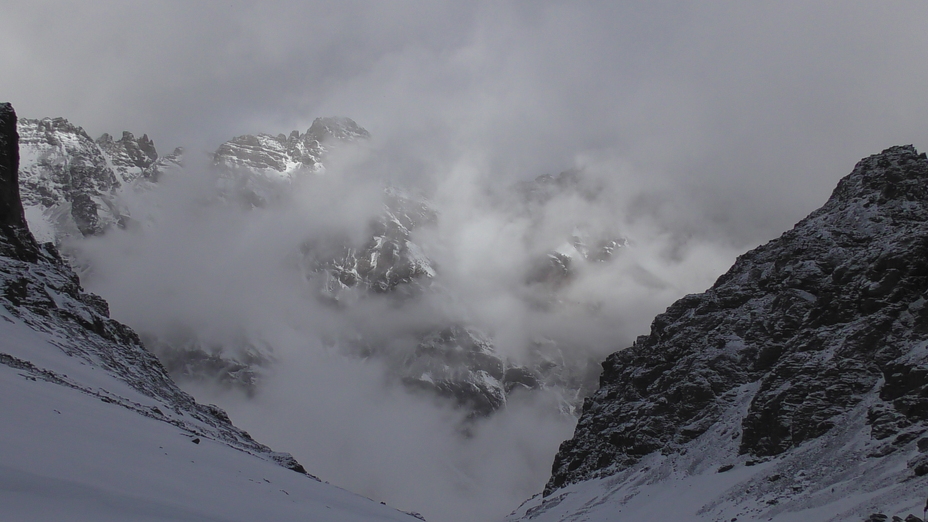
<box><xmin>17</xmin><ymin>117</ymin><xmax>181</xmax><ymax>243</ymax></box>
<box><xmin>214</xmin><ymin>116</ymin><xmax>369</xmax><ymax>177</ymax></box>
<box><xmin>533</xmin><ymin>145</ymin><xmax>928</xmax><ymax>518</ymax></box>
<box><xmin>97</xmin><ymin>130</ymin><xmax>182</xmax><ymax>184</ymax></box>
<box><xmin>302</xmin><ymin>187</ymin><xmax>439</xmax><ymax>301</ymax></box>
<box><xmin>0</xmin><ymin>104</ymin><xmax>24</xmax><ymax>230</ymax></box>
<box><xmin>212</xmin><ymin>116</ymin><xmax>370</xmax><ymax>208</ymax></box>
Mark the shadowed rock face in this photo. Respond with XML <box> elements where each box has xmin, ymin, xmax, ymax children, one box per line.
<box><xmin>546</xmin><ymin>145</ymin><xmax>928</xmax><ymax>495</ymax></box>
<box><xmin>0</xmin><ymin>103</ymin><xmax>25</xmax><ymax>229</ymax></box>
<box><xmin>0</xmin><ymin>102</ymin><xmax>39</xmax><ymax>262</ymax></box>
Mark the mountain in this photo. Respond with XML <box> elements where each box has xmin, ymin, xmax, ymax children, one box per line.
<box><xmin>17</xmin><ymin>116</ymin><xmax>181</xmax><ymax>244</ymax></box>
<box><xmin>209</xmin><ymin>123</ymin><xmax>534</xmax><ymax>417</ymax></box>
<box><xmin>508</xmin><ymin>145</ymin><xmax>928</xmax><ymax>521</ymax></box>
<box><xmin>0</xmin><ymin>103</ymin><xmax>423</xmax><ymax>522</ymax></box>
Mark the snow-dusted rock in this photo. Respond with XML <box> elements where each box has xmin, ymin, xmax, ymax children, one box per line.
<box><xmin>303</xmin><ymin>187</ymin><xmax>438</xmax><ymax>302</ymax></box>
<box><xmin>97</xmin><ymin>130</ymin><xmax>182</xmax><ymax>183</ymax></box>
<box><xmin>17</xmin><ymin>116</ymin><xmax>180</xmax><ymax>244</ymax></box>
<box><xmin>210</xmin><ymin>117</ymin><xmax>368</xmax><ymax>207</ymax></box>
<box><xmin>214</xmin><ymin>116</ymin><xmax>369</xmax><ymax>178</ymax></box>
<box><xmin>517</xmin><ymin>145</ymin><xmax>928</xmax><ymax>521</ymax></box>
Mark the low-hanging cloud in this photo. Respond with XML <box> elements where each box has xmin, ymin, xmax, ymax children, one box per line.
<box><xmin>72</xmin><ymin>135</ymin><xmax>739</xmax><ymax>522</ymax></box>
<box><xmin>8</xmin><ymin>2</ymin><xmax>928</xmax><ymax>521</ymax></box>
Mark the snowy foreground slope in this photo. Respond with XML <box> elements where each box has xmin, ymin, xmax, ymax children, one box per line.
<box><xmin>508</xmin><ymin>146</ymin><xmax>928</xmax><ymax>521</ymax></box>
<box><xmin>0</xmin><ymin>103</ymin><xmax>422</xmax><ymax>521</ymax></box>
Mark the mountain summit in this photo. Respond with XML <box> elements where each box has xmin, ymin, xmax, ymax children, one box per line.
<box><xmin>213</xmin><ymin>116</ymin><xmax>369</xmax><ymax>178</ymax></box>
<box><xmin>508</xmin><ymin>145</ymin><xmax>928</xmax><ymax>521</ymax></box>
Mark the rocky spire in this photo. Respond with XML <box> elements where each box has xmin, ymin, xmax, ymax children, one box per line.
<box><xmin>0</xmin><ymin>103</ymin><xmax>39</xmax><ymax>261</ymax></box>
<box><xmin>0</xmin><ymin>103</ymin><xmax>24</xmax><ymax>229</ymax></box>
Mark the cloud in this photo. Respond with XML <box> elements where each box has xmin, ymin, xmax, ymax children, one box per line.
<box><xmin>9</xmin><ymin>2</ymin><xmax>928</xmax><ymax>520</ymax></box>
<box><xmin>72</xmin><ymin>132</ymin><xmax>738</xmax><ymax>522</ymax></box>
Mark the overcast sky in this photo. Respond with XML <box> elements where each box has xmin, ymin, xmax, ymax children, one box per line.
<box><xmin>4</xmin><ymin>2</ymin><xmax>928</xmax><ymax>248</ymax></box>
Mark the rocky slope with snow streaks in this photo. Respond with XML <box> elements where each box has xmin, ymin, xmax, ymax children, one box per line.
<box><xmin>17</xmin><ymin>116</ymin><xmax>180</xmax><ymax>244</ymax></box>
<box><xmin>511</xmin><ymin>145</ymin><xmax>928</xmax><ymax>521</ymax></box>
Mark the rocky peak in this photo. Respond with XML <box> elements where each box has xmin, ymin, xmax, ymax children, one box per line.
<box><xmin>212</xmin><ymin>117</ymin><xmax>369</xmax><ymax>179</ymax></box>
<box><xmin>305</xmin><ymin>116</ymin><xmax>370</xmax><ymax>144</ymax></box>
<box><xmin>96</xmin><ymin>130</ymin><xmax>160</xmax><ymax>183</ymax></box>
<box><xmin>545</xmin><ymin>145</ymin><xmax>928</xmax><ymax>500</ymax></box>
<box><xmin>17</xmin><ymin>116</ymin><xmax>178</xmax><ymax>244</ymax></box>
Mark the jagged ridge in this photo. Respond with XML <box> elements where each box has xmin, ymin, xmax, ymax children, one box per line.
<box><xmin>213</xmin><ymin>116</ymin><xmax>370</xmax><ymax>178</ymax></box>
<box><xmin>17</xmin><ymin>116</ymin><xmax>181</xmax><ymax>243</ymax></box>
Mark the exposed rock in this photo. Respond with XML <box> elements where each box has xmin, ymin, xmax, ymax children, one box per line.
<box><xmin>97</xmin><ymin>130</ymin><xmax>182</xmax><ymax>183</ymax></box>
<box><xmin>399</xmin><ymin>325</ymin><xmax>507</xmax><ymax>417</ymax></box>
<box><xmin>16</xmin><ymin>116</ymin><xmax>180</xmax><ymax>244</ymax></box>
<box><xmin>213</xmin><ymin>116</ymin><xmax>369</xmax><ymax>179</ymax></box>
<box><xmin>0</xmin><ymin>103</ymin><xmax>37</xmax><ymax>262</ymax></box>
<box><xmin>547</xmin><ymin>145</ymin><xmax>928</xmax><ymax>494</ymax></box>
<box><xmin>303</xmin><ymin>187</ymin><xmax>438</xmax><ymax>300</ymax></box>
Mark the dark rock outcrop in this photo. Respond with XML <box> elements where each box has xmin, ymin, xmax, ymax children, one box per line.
<box><xmin>0</xmin><ymin>103</ymin><xmax>39</xmax><ymax>262</ymax></box>
<box><xmin>0</xmin><ymin>103</ymin><xmax>25</xmax><ymax>229</ymax></box>
<box><xmin>546</xmin><ymin>145</ymin><xmax>928</xmax><ymax>494</ymax></box>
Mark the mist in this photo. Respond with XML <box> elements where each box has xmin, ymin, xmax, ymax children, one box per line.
<box><xmin>69</xmin><ymin>137</ymin><xmax>736</xmax><ymax>521</ymax></box>
<box><xmin>7</xmin><ymin>2</ymin><xmax>928</xmax><ymax>521</ymax></box>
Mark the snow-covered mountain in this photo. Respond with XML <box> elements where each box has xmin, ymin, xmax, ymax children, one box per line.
<box><xmin>17</xmin><ymin>116</ymin><xmax>181</xmax><ymax>244</ymax></box>
<box><xmin>508</xmin><ymin>145</ymin><xmax>928</xmax><ymax>521</ymax></box>
<box><xmin>0</xmin><ymin>102</ymin><xmax>424</xmax><ymax>522</ymax></box>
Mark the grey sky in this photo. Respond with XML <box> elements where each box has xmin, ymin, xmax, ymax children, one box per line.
<box><xmin>4</xmin><ymin>2</ymin><xmax>928</xmax><ymax>247</ymax></box>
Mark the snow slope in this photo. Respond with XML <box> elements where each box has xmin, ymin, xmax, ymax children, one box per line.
<box><xmin>506</xmin><ymin>383</ymin><xmax>927</xmax><ymax>521</ymax></box>
<box><xmin>0</xmin><ymin>318</ymin><xmax>422</xmax><ymax>522</ymax></box>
